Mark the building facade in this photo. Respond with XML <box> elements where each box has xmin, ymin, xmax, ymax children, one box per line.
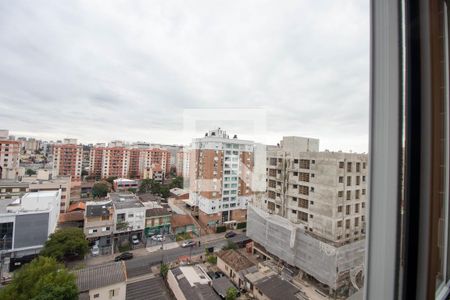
<box><xmin>0</xmin><ymin>136</ymin><xmax>21</xmax><ymax>180</ymax></box>
<box><xmin>189</xmin><ymin>129</ymin><xmax>256</xmax><ymax>227</ymax></box>
<box><xmin>53</xmin><ymin>140</ymin><xmax>83</xmax><ymax>181</ymax></box>
<box><xmin>89</xmin><ymin>146</ymin><xmax>171</xmax><ymax>180</ymax></box>
<box><xmin>247</xmin><ymin>136</ymin><xmax>368</xmax><ymax>293</ymax></box>
<box><xmin>0</xmin><ymin>190</ymin><xmax>61</xmax><ymax>261</ymax></box>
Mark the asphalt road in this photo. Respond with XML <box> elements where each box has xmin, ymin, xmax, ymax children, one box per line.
<box><xmin>120</xmin><ymin>238</ymin><xmax>229</xmax><ymax>277</ymax></box>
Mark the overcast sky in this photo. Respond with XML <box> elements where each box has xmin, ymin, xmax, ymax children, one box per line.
<box><xmin>0</xmin><ymin>1</ymin><xmax>369</xmax><ymax>152</ymax></box>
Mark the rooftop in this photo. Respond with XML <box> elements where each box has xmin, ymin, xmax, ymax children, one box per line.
<box><xmin>126</xmin><ymin>277</ymin><xmax>170</xmax><ymax>300</ymax></box>
<box><xmin>216</xmin><ymin>249</ymin><xmax>255</xmax><ymax>272</ymax></box>
<box><xmin>68</xmin><ymin>202</ymin><xmax>86</xmax><ymax>212</ymax></box>
<box><xmin>170</xmin><ymin>187</ymin><xmax>189</xmax><ymax>196</ymax></box>
<box><xmin>1</xmin><ymin>191</ymin><xmax>60</xmax><ymax>214</ymax></box>
<box><xmin>171</xmin><ymin>214</ymin><xmax>195</xmax><ymax>228</ymax></box>
<box><xmin>146</xmin><ymin>207</ymin><xmax>171</xmax><ymax>218</ymax></box>
<box><xmin>0</xmin><ymin>180</ymin><xmax>29</xmax><ymax>188</ymax></box>
<box><xmin>85</xmin><ymin>200</ymin><xmax>113</xmax><ymax>217</ymax></box>
<box><xmin>254</xmin><ymin>275</ymin><xmax>303</xmax><ymax>300</ymax></box>
<box><xmin>171</xmin><ymin>266</ymin><xmax>220</xmax><ymax>300</ymax></box>
<box><xmin>74</xmin><ymin>262</ymin><xmax>126</xmax><ymax>292</ymax></box>
<box><xmin>109</xmin><ymin>193</ymin><xmax>144</xmax><ymax>210</ymax></box>
<box><xmin>211</xmin><ymin>276</ymin><xmax>236</xmax><ymax>298</ymax></box>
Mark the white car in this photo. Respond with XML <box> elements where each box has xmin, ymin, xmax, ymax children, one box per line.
<box><xmin>181</xmin><ymin>240</ymin><xmax>196</xmax><ymax>248</ymax></box>
<box><xmin>131</xmin><ymin>235</ymin><xmax>140</xmax><ymax>245</ymax></box>
<box><xmin>91</xmin><ymin>245</ymin><xmax>99</xmax><ymax>256</ymax></box>
<box><xmin>151</xmin><ymin>234</ymin><xmax>165</xmax><ymax>242</ymax></box>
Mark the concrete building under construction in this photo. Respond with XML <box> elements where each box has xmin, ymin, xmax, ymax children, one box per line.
<box><xmin>247</xmin><ymin>136</ymin><xmax>368</xmax><ymax>294</ymax></box>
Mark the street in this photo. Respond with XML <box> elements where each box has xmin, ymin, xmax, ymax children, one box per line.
<box><xmin>85</xmin><ymin>235</ymin><xmax>230</xmax><ymax>277</ymax></box>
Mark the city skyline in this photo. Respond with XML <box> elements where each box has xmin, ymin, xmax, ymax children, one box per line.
<box><xmin>0</xmin><ymin>1</ymin><xmax>369</xmax><ymax>153</ymax></box>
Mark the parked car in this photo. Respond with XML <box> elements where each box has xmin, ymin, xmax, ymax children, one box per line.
<box><xmin>91</xmin><ymin>245</ymin><xmax>99</xmax><ymax>256</ymax></box>
<box><xmin>114</xmin><ymin>252</ymin><xmax>133</xmax><ymax>261</ymax></box>
<box><xmin>181</xmin><ymin>240</ymin><xmax>196</xmax><ymax>248</ymax></box>
<box><xmin>152</xmin><ymin>234</ymin><xmax>165</xmax><ymax>242</ymax></box>
<box><xmin>225</xmin><ymin>231</ymin><xmax>237</xmax><ymax>238</ymax></box>
<box><xmin>131</xmin><ymin>235</ymin><xmax>140</xmax><ymax>245</ymax></box>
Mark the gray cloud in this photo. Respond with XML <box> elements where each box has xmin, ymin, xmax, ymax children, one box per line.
<box><xmin>0</xmin><ymin>0</ymin><xmax>369</xmax><ymax>152</ymax></box>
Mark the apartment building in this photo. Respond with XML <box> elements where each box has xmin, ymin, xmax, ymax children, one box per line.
<box><xmin>109</xmin><ymin>193</ymin><xmax>145</xmax><ymax>241</ymax></box>
<box><xmin>53</xmin><ymin>139</ymin><xmax>83</xmax><ymax>181</ymax></box>
<box><xmin>25</xmin><ymin>175</ymin><xmax>72</xmax><ymax>213</ymax></box>
<box><xmin>266</xmin><ymin>137</ymin><xmax>368</xmax><ymax>243</ymax></box>
<box><xmin>0</xmin><ymin>181</ymin><xmax>29</xmax><ymax>200</ymax></box>
<box><xmin>247</xmin><ymin>136</ymin><xmax>368</xmax><ymax>293</ymax></box>
<box><xmin>189</xmin><ymin>128</ymin><xmax>256</xmax><ymax>228</ymax></box>
<box><xmin>89</xmin><ymin>146</ymin><xmax>170</xmax><ymax>180</ymax></box>
<box><xmin>176</xmin><ymin>147</ymin><xmax>191</xmax><ymax>180</ymax></box>
<box><xmin>84</xmin><ymin>200</ymin><xmax>114</xmax><ymax>254</ymax></box>
<box><xmin>0</xmin><ymin>131</ymin><xmax>21</xmax><ymax>180</ymax></box>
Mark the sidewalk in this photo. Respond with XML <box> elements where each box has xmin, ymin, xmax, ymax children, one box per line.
<box><xmin>146</xmin><ymin>242</ymin><xmax>179</xmax><ymax>253</ymax></box>
<box><xmin>84</xmin><ymin>247</ymin><xmax>150</xmax><ymax>266</ymax></box>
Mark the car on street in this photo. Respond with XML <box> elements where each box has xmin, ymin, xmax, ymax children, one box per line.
<box><xmin>91</xmin><ymin>245</ymin><xmax>99</xmax><ymax>256</ymax></box>
<box><xmin>114</xmin><ymin>252</ymin><xmax>133</xmax><ymax>261</ymax></box>
<box><xmin>131</xmin><ymin>235</ymin><xmax>140</xmax><ymax>245</ymax></box>
<box><xmin>181</xmin><ymin>240</ymin><xmax>196</xmax><ymax>248</ymax></box>
<box><xmin>225</xmin><ymin>231</ymin><xmax>237</xmax><ymax>238</ymax></box>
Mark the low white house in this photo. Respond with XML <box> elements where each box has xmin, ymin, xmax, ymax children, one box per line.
<box><xmin>74</xmin><ymin>262</ymin><xmax>127</xmax><ymax>300</ymax></box>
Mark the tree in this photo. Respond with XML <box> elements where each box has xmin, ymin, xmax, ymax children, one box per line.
<box><xmin>0</xmin><ymin>256</ymin><xmax>78</xmax><ymax>300</ymax></box>
<box><xmin>25</xmin><ymin>168</ymin><xmax>36</xmax><ymax>176</ymax></box>
<box><xmin>139</xmin><ymin>178</ymin><xmax>154</xmax><ymax>193</ymax></box>
<box><xmin>40</xmin><ymin>227</ymin><xmax>89</xmax><ymax>261</ymax></box>
<box><xmin>92</xmin><ymin>181</ymin><xmax>111</xmax><ymax>198</ymax></box>
<box><xmin>225</xmin><ymin>287</ymin><xmax>238</xmax><ymax>300</ymax></box>
<box><xmin>160</xmin><ymin>186</ymin><xmax>170</xmax><ymax>199</ymax></box>
<box><xmin>105</xmin><ymin>176</ymin><xmax>118</xmax><ymax>185</ymax></box>
<box><xmin>222</xmin><ymin>240</ymin><xmax>238</xmax><ymax>251</ymax></box>
<box><xmin>160</xmin><ymin>263</ymin><xmax>169</xmax><ymax>278</ymax></box>
<box><xmin>169</xmin><ymin>176</ymin><xmax>183</xmax><ymax>189</ymax></box>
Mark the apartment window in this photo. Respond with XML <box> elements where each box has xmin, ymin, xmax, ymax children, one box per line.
<box><xmin>94</xmin><ymin>294</ymin><xmax>100</xmax><ymax>299</ymax></box>
<box><xmin>293</xmin><ymin>171</ymin><xmax>298</xmax><ymax>176</ymax></box>
<box><xmin>338</xmin><ymin>205</ymin><xmax>343</xmax><ymax>213</ymax></box>
<box><xmin>362</xmin><ymin>175</ymin><xmax>366</xmax><ymax>182</ymax></box>
<box><xmin>346</xmin><ymin>205</ymin><xmax>350</xmax><ymax>215</ymax></box>
<box><xmin>355</xmin><ymin>190</ymin><xmax>360</xmax><ymax>200</ymax></box>
<box><xmin>355</xmin><ymin>217</ymin><xmax>359</xmax><ymax>227</ymax></box>
<box><xmin>347</xmin><ymin>176</ymin><xmax>352</xmax><ymax>186</ymax></box>
<box><xmin>298</xmin><ymin>198</ymin><xmax>308</xmax><ymax>209</ymax></box>
<box><xmin>347</xmin><ymin>162</ymin><xmax>352</xmax><ymax>172</ymax></box>
<box><xmin>339</xmin><ymin>176</ymin><xmax>344</xmax><ymax>183</ymax></box>
<box><xmin>310</xmin><ymin>187</ymin><xmax>314</xmax><ymax>192</ymax></box>
<box><xmin>362</xmin><ymin>202</ymin><xmax>365</xmax><ymax>208</ymax></box>
<box><xmin>293</xmin><ymin>159</ymin><xmax>299</xmax><ymax>164</ymax></box>
<box><xmin>356</xmin><ymin>162</ymin><xmax>361</xmax><ymax>172</ymax></box>
<box><xmin>292</xmin><ymin>209</ymin><xmax>296</xmax><ymax>214</ymax></box>
<box><xmin>338</xmin><ymin>191</ymin><xmax>344</xmax><ymax>197</ymax></box>
<box><xmin>268</xmin><ymin>191</ymin><xmax>275</xmax><ymax>199</ymax></box>
<box><xmin>299</xmin><ymin>185</ymin><xmax>309</xmax><ymax>195</ymax></box>
<box><xmin>337</xmin><ymin>221</ymin><xmax>342</xmax><ymax>228</ymax></box>
<box><xmin>345</xmin><ymin>219</ymin><xmax>350</xmax><ymax>229</ymax></box>
<box><xmin>339</xmin><ymin>161</ymin><xmax>344</xmax><ymax>168</ymax></box>
<box><xmin>298</xmin><ymin>211</ymin><xmax>308</xmax><ymax>222</ymax></box>
<box><xmin>292</xmin><ymin>197</ymin><xmax>297</xmax><ymax>201</ymax></box>
<box><xmin>299</xmin><ymin>172</ymin><xmax>310</xmax><ymax>182</ymax></box>
<box><xmin>309</xmin><ymin>214</ymin><xmax>313</xmax><ymax>218</ymax></box>
<box><xmin>109</xmin><ymin>289</ymin><xmax>117</xmax><ymax>297</ymax></box>
<box><xmin>355</xmin><ymin>203</ymin><xmax>359</xmax><ymax>213</ymax></box>
<box><xmin>362</xmin><ymin>189</ymin><xmax>366</xmax><ymax>195</ymax></box>
<box><xmin>356</xmin><ymin>176</ymin><xmax>361</xmax><ymax>185</ymax></box>
<box><xmin>346</xmin><ymin>190</ymin><xmax>351</xmax><ymax>200</ymax></box>
<box><xmin>299</xmin><ymin>159</ymin><xmax>310</xmax><ymax>169</ymax></box>
<box><xmin>362</xmin><ymin>162</ymin><xmax>366</xmax><ymax>169</ymax></box>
